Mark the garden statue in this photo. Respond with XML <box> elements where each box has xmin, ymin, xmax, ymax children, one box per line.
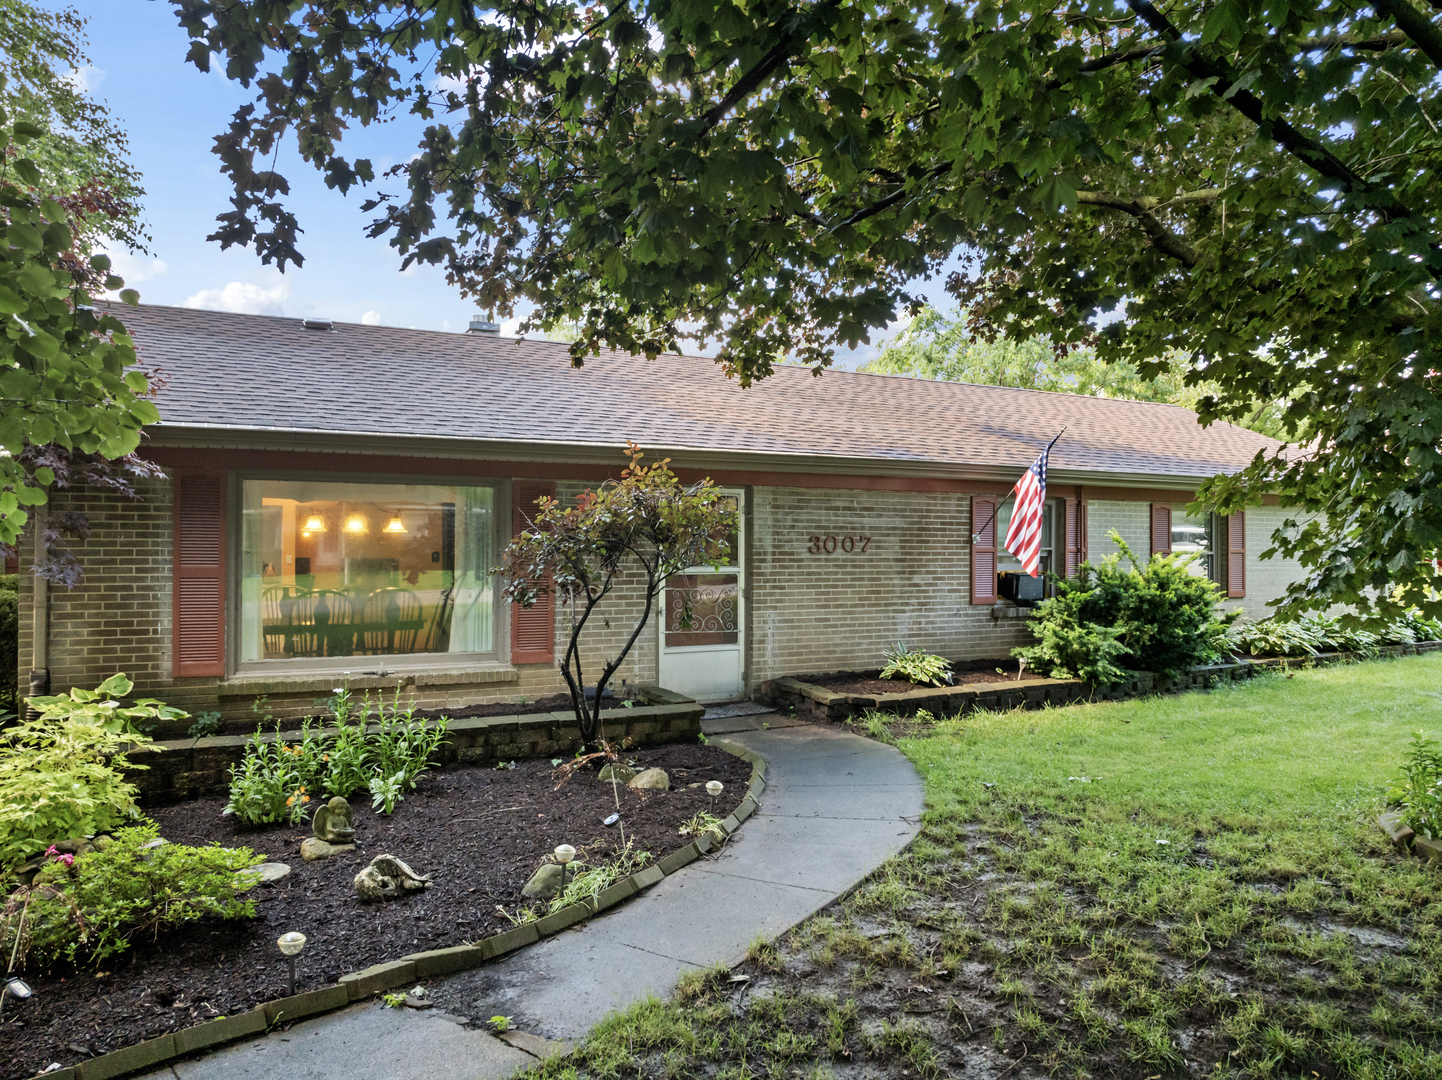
<box><xmin>354</xmin><ymin>853</ymin><xmax>432</xmax><ymax>902</ymax></box>
<box><xmin>312</xmin><ymin>796</ymin><xmax>355</xmax><ymax>843</ymax></box>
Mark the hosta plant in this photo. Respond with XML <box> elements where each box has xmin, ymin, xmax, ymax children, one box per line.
<box><xmin>879</xmin><ymin>643</ymin><xmax>953</xmax><ymax>687</ymax></box>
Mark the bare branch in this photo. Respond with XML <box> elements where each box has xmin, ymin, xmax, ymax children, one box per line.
<box><xmin>1371</xmin><ymin>0</ymin><xmax>1442</xmax><ymax>72</ymax></box>
<box><xmin>1075</xmin><ymin>190</ymin><xmax>1201</xmax><ymax>266</ymax></box>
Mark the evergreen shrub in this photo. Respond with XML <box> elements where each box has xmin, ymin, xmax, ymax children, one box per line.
<box><xmin>1015</xmin><ymin>533</ymin><xmax>1237</xmax><ymax>685</ymax></box>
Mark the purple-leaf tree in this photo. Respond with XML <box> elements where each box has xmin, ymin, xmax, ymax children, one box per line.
<box><xmin>495</xmin><ymin>443</ymin><xmax>738</xmax><ymax>749</ymax></box>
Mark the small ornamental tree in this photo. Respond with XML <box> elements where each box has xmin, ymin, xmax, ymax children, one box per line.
<box><xmin>496</xmin><ymin>443</ymin><xmax>739</xmax><ymax>747</ymax></box>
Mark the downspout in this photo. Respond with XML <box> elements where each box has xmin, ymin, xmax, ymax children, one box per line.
<box><xmin>27</xmin><ymin>510</ymin><xmax>49</xmax><ymax>718</ymax></box>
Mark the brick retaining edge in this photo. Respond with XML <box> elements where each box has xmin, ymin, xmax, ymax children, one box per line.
<box><xmin>128</xmin><ymin>685</ymin><xmax>704</xmax><ymax>803</ymax></box>
<box><xmin>32</xmin><ymin>740</ymin><xmax>767</xmax><ymax>1080</ymax></box>
<box><xmin>758</xmin><ymin>641</ymin><xmax>1442</xmax><ymax>724</ymax></box>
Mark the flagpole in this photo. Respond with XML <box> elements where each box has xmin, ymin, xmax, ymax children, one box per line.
<box><xmin>971</xmin><ymin>428</ymin><xmax>1066</xmax><ymax>544</ymax></box>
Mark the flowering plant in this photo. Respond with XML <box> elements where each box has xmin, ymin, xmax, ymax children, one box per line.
<box><xmin>1387</xmin><ymin>732</ymin><xmax>1442</xmax><ymax>840</ymax></box>
<box><xmin>44</xmin><ymin>845</ymin><xmax>74</xmax><ymax>868</ymax></box>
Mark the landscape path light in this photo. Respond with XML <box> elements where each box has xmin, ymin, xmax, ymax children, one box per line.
<box><xmin>277</xmin><ymin>932</ymin><xmax>307</xmax><ymax>995</ymax></box>
<box><xmin>706</xmin><ymin>780</ymin><xmax>724</xmax><ymax>814</ymax></box>
<box><xmin>554</xmin><ymin>844</ymin><xmax>577</xmax><ymax>894</ymax></box>
<box><xmin>0</xmin><ymin>977</ymin><xmax>30</xmax><ymax>1021</ymax></box>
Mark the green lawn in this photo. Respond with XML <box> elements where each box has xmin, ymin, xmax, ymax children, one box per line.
<box><xmin>534</xmin><ymin>655</ymin><xmax>1442</xmax><ymax>1080</ymax></box>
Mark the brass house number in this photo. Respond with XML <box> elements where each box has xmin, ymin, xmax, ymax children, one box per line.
<box><xmin>808</xmin><ymin>534</ymin><xmax>872</xmax><ymax>554</ymax></box>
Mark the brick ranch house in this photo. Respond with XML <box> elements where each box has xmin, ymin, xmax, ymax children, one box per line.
<box><xmin>17</xmin><ymin>305</ymin><xmax>1298</xmax><ymax>719</ymax></box>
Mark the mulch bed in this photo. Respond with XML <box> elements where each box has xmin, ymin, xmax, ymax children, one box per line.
<box><xmin>0</xmin><ymin>743</ymin><xmax>750</xmax><ymax>1080</ymax></box>
<box><xmin>804</xmin><ymin>659</ymin><xmax>1026</xmax><ymax>696</ymax></box>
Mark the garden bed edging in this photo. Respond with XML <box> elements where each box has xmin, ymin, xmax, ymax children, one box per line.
<box><xmin>31</xmin><ymin>739</ymin><xmax>767</xmax><ymax>1080</ymax></box>
<box><xmin>760</xmin><ymin>641</ymin><xmax>1442</xmax><ymax>724</ymax></box>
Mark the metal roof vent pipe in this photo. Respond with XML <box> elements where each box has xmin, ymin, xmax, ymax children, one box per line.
<box><xmin>467</xmin><ymin>315</ymin><xmax>501</xmax><ymax>334</ymax></box>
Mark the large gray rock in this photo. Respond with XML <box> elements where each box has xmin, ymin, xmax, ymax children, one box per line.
<box><xmin>236</xmin><ymin>862</ymin><xmax>292</xmax><ymax>889</ymax></box>
<box><xmin>522</xmin><ymin>863</ymin><xmax>567</xmax><ymax>899</ymax></box>
<box><xmin>312</xmin><ymin>796</ymin><xmax>356</xmax><ymax>843</ymax></box>
<box><xmin>301</xmin><ymin>837</ymin><xmax>355</xmax><ymax>862</ymax></box>
<box><xmin>354</xmin><ymin>854</ymin><xmax>433</xmax><ymax>902</ymax></box>
<box><xmin>628</xmin><ymin>768</ymin><xmax>670</xmax><ymax>791</ymax></box>
<box><xmin>597</xmin><ymin>763</ymin><xmax>635</xmax><ymax>784</ymax></box>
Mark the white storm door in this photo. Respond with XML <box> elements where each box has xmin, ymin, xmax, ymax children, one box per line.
<box><xmin>657</xmin><ymin>491</ymin><xmax>744</xmax><ymax>702</ymax></box>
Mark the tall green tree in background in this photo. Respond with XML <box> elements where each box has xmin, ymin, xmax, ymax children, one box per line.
<box><xmin>862</xmin><ymin>306</ymin><xmax>1288</xmax><ymax>436</ymax></box>
<box><xmin>0</xmin><ymin>1</ymin><xmax>155</xmax><ymax>584</ymax></box>
<box><xmin>172</xmin><ymin>0</ymin><xmax>1442</xmax><ymax>622</ymax></box>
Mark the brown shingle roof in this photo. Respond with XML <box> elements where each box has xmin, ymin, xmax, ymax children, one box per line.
<box><xmin>122</xmin><ymin>304</ymin><xmax>1276</xmax><ymax>482</ymax></box>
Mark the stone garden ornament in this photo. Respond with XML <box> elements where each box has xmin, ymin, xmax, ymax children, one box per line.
<box><xmin>312</xmin><ymin>796</ymin><xmax>356</xmax><ymax>843</ymax></box>
<box><xmin>354</xmin><ymin>854</ymin><xmax>433</xmax><ymax>902</ymax></box>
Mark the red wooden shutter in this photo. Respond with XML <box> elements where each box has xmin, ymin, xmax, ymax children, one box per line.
<box><xmin>1226</xmin><ymin>512</ymin><xmax>1246</xmax><ymax>598</ymax></box>
<box><xmin>173</xmin><ymin>474</ymin><xmax>226</xmax><ymax>677</ymax></box>
<box><xmin>971</xmin><ymin>496</ymin><xmax>998</xmax><ymax>605</ymax></box>
<box><xmin>1064</xmin><ymin>498</ymin><xmax>1082</xmax><ymax>577</ymax></box>
<box><xmin>511</xmin><ymin>480</ymin><xmax>556</xmax><ymax>665</ymax></box>
<box><xmin>1150</xmin><ymin>504</ymin><xmax>1172</xmax><ymax>557</ymax></box>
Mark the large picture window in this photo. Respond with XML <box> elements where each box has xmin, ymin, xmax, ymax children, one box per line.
<box><xmin>1171</xmin><ymin>509</ymin><xmax>1223</xmax><ymax>584</ymax></box>
<box><xmin>240</xmin><ymin>479</ymin><xmax>497</xmax><ymax>665</ymax></box>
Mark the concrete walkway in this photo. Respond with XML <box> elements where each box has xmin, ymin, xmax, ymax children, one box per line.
<box><xmin>142</xmin><ymin>717</ymin><xmax>922</xmax><ymax>1080</ymax></box>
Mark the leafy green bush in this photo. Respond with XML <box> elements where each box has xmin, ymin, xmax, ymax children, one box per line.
<box><xmin>1386</xmin><ymin>732</ymin><xmax>1442</xmax><ymax>841</ymax></box>
<box><xmin>879</xmin><ymin>642</ymin><xmax>953</xmax><ymax>687</ymax></box>
<box><xmin>225</xmin><ymin>688</ymin><xmax>449</xmax><ymax>825</ymax></box>
<box><xmin>1229</xmin><ymin>611</ymin><xmax>1442</xmax><ymax>658</ymax></box>
<box><xmin>2</xmin><ymin>822</ymin><xmax>257</xmax><ymax>970</ymax></box>
<box><xmin>1014</xmin><ymin>533</ymin><xmax>1237</xmax><ymax>685</ymax></box>
<box><xmin>0</xmin><ymin>674</ymin><xmax>181</xmax><ymax>869</ymax></box>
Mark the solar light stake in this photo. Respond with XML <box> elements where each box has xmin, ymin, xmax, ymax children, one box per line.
<box><xmin>0</xmin><ymin>978</ymin><xmax>30</xmax><ymax>1021</ymax></box>
<box><xmin>554</xmin><ymin>844</ymin><xmax>576</xmax><ymax>893</ymax></box>
<box><xmin>277</xmin><ymin>932</ymin><xmax>307</xmax><ymax>995</ymax></box>
<box><xmin>706</xmin><ymin>780</ymin><xmax>724</xmax><ymax>815</ymax></box>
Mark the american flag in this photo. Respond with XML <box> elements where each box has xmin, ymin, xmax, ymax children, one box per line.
<box><xmin>1004</xmin><ymin>446</ymin><xmax>1052</xmax><ymax>577</ymax></box>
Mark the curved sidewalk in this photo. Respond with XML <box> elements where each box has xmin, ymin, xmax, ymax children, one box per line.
<box><xmin>142</xmin><ymin>718</ymin><xmax>922</xmax><ymax>1080</ymax></box>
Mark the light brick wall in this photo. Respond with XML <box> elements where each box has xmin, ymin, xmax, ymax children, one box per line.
<box><xmin>1087</xmin><ymin>499</ymin><xmax>1153</xmax><ymax>563</ymax></box>
<box><xmin>1238</xmin><ymin>505</ymin><xmax>1310</xmax><ymax>621</ymax></box>
<box><xmin>747</xmin><ymin>487</ymin><xmax>1033</xmax><ymax>682</ymax></box>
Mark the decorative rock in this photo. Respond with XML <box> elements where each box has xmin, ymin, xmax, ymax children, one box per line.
<box><xmin>311</xmin><ymin>796</ymin><xmax>356</xmax><ymax>843</ymax></box>
<box><xmin>354</xmin><ymin>854</ymin><xmax>433</xmax><ymax>902</ymax></box>
<box><xmin>301</xmin><ymin>837</ymin><xmax>355</xmax><ymax>862</ymax></box>
<box><xmin>628</xmin><ymin>767</ymin><xmax>670</xmax><ymax>791</ymax></box>
<box><xmin>91</xmin><ymin>834</ymin><xmax>114</xmax><ymax>852</ymax></box>
<box><xmin>522</xmin><ymin>863</ymin><xmax>566</xmax><ymax>899</ymax></box>
<box><xmin>597</xmin><ymin>763</ymin><xmax>635</xmax><ymax>783</ymax></box>
<box><xmin>235</xmin><ymin>862</ymin><xmax>292</xmax><ymax>889</ymax></box>
<box><xmin>53</xmin><ymin>838</ymin><xmax>92</xmax><ymax>856</ymax></box>
<box><xmin>404</xmin><ymin>986</ymin><xmax>433</xmax><ymax>1009</ymax></box>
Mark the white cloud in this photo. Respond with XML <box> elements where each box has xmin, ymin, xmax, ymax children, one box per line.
<box><xmin>65</xmin><ymin>65</ymin><xmax>105</xmax><ymax>94</ymax></box>
<box><xmin>102</xmin><ymin>250</ymin><xmax>168</xmax><ymax>285</ymax></box>
<box><xmin>361</xmin><ymin>310</ymin><xmax>382</xmax><ymax>326</ymax></box>
<box><xmin>183</xmin><ymin>278</ymin><xmax>290</xmax><ymax>316</ymax></box>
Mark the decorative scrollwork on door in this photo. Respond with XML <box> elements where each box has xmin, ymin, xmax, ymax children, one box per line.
<box><xmin>665</xmin><ymin>574</ymin><xmax>739</xmax><ymax>646</ymax></box>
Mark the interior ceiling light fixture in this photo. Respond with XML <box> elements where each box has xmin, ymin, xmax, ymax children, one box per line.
<box><xmin>344</xmin><ymin>513</ymin><xmax>368</xmax><ymax>535</ymax></box>
<box><xmin>302</xmin><ymin>514</ymin><xmax>327</xmax><ymax>533</ymax></box>
<box><xmin>383</xmin><ymin>513</ymin><xmax>407</xmax><ymax>535</ymax></box>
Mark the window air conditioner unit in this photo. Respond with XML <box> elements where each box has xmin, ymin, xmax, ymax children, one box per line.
<box><xmin>998</xmin><ymin>571</ymin><xmax>1044</xmax><ymax>606</ymax></box>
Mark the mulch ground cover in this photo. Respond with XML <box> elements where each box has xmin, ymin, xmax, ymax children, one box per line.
<box><xmin>0</xmin><ymin>742</ymin><xmax>749</xmax><ymax>1080</ymax></box>
<box><xmin>804</xmin><ymin>659</ymin><xmax>1025</xmax><ymax>696</ymax></box>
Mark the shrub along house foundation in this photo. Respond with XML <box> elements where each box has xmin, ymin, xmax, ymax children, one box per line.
<box><xmin>16</xmin><ymin>305</ymin><xmax>1300</xmax><ymax>724</ymax></box>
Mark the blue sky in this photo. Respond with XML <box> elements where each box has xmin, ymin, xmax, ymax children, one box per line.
<box><xmin>69</xmin><ymin>1</ymin><xmax>957</xmax><ymax>367</ymax></box>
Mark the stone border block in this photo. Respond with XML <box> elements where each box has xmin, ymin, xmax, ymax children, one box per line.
<box><xmin>631</xmin><ymin>864</ymin><xmax>664</xmax><ymax>890</ymax></box>
<box><xmin>262</xmin><ymin>985</ymin><xmax>350</xmax><ymax>1026</ymax></box>
<box><xmin>77</xmin><ymin>1034</ymin><xmax>176</xmax><ymax>1080</ymax></box>
<box><xmin>593</xmin><ymin>876</ymin><xmax>639</xmax><ymax>913</ymax></box>
<box><xmin>534</xmin><ymin>903</ymin><xmax>591</xmax><ymax>937</ymax></box>
<box><xmin>721</xmin><ymin>813</ymin><xmax>741</xmax><ymax>835</ymax></box>
<box><xmin>658</xmin><ymin>843</ymin><xmax>700</xmax><ymax>875</ymax></box>
<box><xmin>172</xmin><ymin>1009</ymin><xmax>269</xmax><ymax>1056</ymax></box>
<box><xmin>1379</xmin><ymin>811</ymin><xmax>1415</xmax><ymax>848</ymax></box>
<box><xmin>734</xmin><ymin>796</ymin><xmax>758</xmax><ymax>823</ymax></box>
<box><xmin>480</xmin><ymin>922</ymin><xmax>540</xmax><ymax>960</ymax></box>
<box><xmin>339</xmin><ymin>959</ymin><xmax>416</xmax><ymax>1001</ymax></box>
<box><xmin>1415</xmin><ymin>835</ymin><xmax>1442</xmax><ymax>863</ymax></box>
<box><xmin>405</xmin><ymin>944</ymin><xmax>486</xmax><ymax>979</ymax></box>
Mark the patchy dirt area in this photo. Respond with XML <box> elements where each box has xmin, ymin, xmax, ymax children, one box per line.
<box><xmin>0</xmin><ymin>743</ymin><xmax>750</xmax><ymax>1080</ymax></box>
<box><xmin>803</xmin><ymin>659</ymin><xmax>1026</xmax><ymax>696</ymax></box>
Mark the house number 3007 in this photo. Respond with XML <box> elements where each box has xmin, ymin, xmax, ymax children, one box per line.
<box><xmin>808</xmin><ymin>534</ymin><xmax>872</xmax><ymax>555</ymax></box>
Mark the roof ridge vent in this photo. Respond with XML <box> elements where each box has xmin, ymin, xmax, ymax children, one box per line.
<box><xmin>467</xmin><ymin>316</ymin><xmax>500</xmax><ymax>334</ymax></box>
<box><xmin>302</xmin><ymin>317</ymin><xmax>334</xmax><ymax>331</ymax></box>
